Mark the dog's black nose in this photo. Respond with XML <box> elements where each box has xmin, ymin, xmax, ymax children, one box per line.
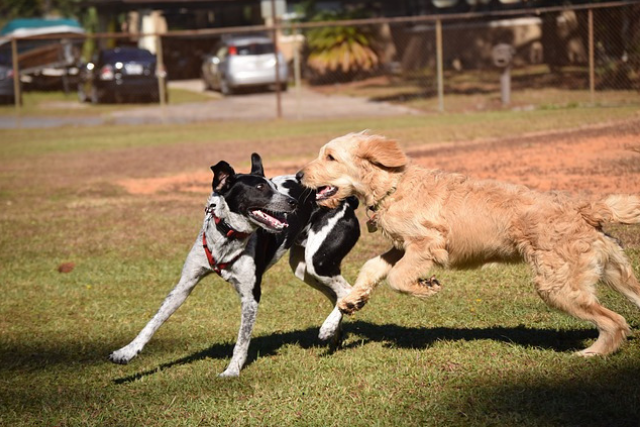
<box><xmin>295</xmin><ymin>170</ymin><xmax>304</xmax><ymax>182</ymax></box>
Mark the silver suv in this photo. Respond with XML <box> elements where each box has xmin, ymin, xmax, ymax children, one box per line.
<box><xmin>201</xmin><ymin>35</ymin><xmax>288</xmax><ymax>95</ymax></box>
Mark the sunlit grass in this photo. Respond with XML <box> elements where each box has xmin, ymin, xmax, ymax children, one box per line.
<box><xmin>1</xmin><ymin>105</ymin><xmax>638</xmax><ymax>161</ymax></box>
<box><xmin>1</xmin><ymin>111</ymin><xmax>639</xmax><ymax>426</ymax></box>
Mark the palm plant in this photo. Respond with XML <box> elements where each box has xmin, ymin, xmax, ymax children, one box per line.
<box><xmin>304</xmin><ymin>9</ymin><xmax>380</xmax><ymax>82</ymax></box>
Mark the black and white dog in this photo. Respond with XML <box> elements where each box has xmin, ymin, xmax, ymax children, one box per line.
<box><xmin>109</xmin><ymin>153</ymin><xmax>360</xmax><ymax>377</ymax></box>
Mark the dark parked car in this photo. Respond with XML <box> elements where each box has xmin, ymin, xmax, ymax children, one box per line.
<box><xmin>0</xmin><ymin>52</ymin><xmax>17</xmax><ymax>104</ymax></box>
<box><xmin>201</xmin><ymin>35</ymin><xmax>288</xmax><ymax>95</ymax></box>
<box><xmin>78</xmin><ymin>47</ymin><xmax>167</xmax><ymax>104</ymax></box>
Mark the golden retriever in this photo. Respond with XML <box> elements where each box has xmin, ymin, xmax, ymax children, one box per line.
<box><xmin>297</xmin><ymin>131</ymin><xmax>640</xmax><ymax>356</ymax></box>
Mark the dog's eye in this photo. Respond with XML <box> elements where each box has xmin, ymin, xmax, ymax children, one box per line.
<box><xmin>256</xmin><ymin>184</ymin><xmax>264</xmax><ymax>190</ymax></box>
<box><xmin>327</xmin><ymin>154</ymin><xmax>336</xmax><ymax>161</ymax></box>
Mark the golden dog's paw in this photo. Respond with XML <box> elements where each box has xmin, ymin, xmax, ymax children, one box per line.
<box><xmin>415</xmin><ymin>275</ymin><xmax>443</xmax><ymax>297</ymax></box>
<box><xmin>338</xmin><ymin>295</ymin><xmax>368</xmax><ymax>315</ymax></box>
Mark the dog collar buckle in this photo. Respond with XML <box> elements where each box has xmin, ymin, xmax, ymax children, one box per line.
<box><xmin>365</xmin><ymin>187</ymin><xmax>396</xmax><ymax>233</ymax></box>
<box><xmin>365</xmin><ymin>206</ymin><xmax>379</xmax><ymax>233</ymax></box>
<box><xmin>210</xmin><ymin>214</ymin><xmax>250</xmax><ymax>240</ymax></box>
<box><xmin>366</xmin><ymin>214</ymin><xmax>378</xmax><ymax>233</ymax></box>
<box><xmin>367</xmin><ymin>187</ymin><xmax>397</xmax><ymax>213</ymax></box>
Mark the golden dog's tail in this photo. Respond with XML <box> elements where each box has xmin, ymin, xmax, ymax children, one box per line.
<box><xmin>579</xmin><ymin>195</ymin><xmax>640</xmax><ymax>227</ymax></box>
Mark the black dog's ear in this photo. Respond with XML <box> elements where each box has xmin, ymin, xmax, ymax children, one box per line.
<box><xmin>250</xmin><ymin>153</ymin><xmax>265</xmax><ymax>177</ymax></box>
<box><xmin>210</xmin><ymin>161</ymin><xmax>236</xmax><ymax>192</ymax></box>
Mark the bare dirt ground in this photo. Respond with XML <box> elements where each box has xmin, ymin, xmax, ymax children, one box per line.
<box><xmin>119</xmin><ymin>119</ymin><xmax>640</xmax><ymax>198</ymax></box>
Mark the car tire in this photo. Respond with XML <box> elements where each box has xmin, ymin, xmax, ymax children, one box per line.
<box><xmin>220</xmin><ymin>77</ymin><xmax>233</xmax><ymax>96</ymax></box>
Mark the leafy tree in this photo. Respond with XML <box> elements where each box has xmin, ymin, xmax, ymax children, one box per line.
<box><xmin>0</xmin><ymin>0</ymin><xmax>82</xmax><ymax>28</ymax></box>
<box><xmin>1</xmin><ymin>0</ymin><xmax>42</xmax><ymax>23</ymax></box>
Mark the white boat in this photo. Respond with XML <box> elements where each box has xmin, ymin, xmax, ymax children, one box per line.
<box><xmin>0</xmin><ymin>18</ymin><xmax>85</xmax><ymax>87</ymax></box>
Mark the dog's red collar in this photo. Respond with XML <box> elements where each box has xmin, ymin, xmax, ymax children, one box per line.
<box><xmin>202</xmin><ymin>233</ymin><xmax>243</xmax><ymax>275</ymax></box>
<box><xmin>205</xmin><ymin>203</ymin><xmax>251</xmax><ymax>240</ymax></box>
<box><xmin>212</xmin><ymin>214</ymin><xmax>251</xmax><ymax>240</ymax></box>
<box><xmin>202</xmin><ymin>203</ymin><xmax>250</xmax><ymax>274</ymax></box>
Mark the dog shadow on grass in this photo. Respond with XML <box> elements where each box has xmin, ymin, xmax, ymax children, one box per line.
<box><xmin>113</xmin><ymin>321</ymin><xmax>597</xmax><ymax>385</ymax></box>
<box><xmin>113</xmin><ymin>322</ymin><xmax>640</xmax><ymax>425</ymax></box>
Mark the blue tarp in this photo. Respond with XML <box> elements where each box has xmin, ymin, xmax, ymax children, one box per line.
<box><xmin>0</xmin><ymin>18</ymin><xmax>83</xmax><ymax>36</ymax></box>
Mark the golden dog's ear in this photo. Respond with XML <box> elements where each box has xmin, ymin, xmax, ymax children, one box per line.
<box><xmin>359</xmin><ymin>135</ymin><xmax>407</xmax><ymax>169</ymax></box>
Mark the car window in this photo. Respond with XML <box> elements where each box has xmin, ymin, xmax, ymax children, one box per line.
<box><xmin>234</xmin><ymin>42</ymin><xmax>275</xmax><ymax>56</ymax></box>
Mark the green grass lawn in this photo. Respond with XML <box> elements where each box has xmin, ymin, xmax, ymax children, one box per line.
<box><xmin>1</xmin><ymin>109</ymin><xmax>639</xmax><ymax>426</ymax></box>
<box><xmin>0</xmin><ymin>87</ymin><xmax>213</xmax><ymax>117</ymax></box>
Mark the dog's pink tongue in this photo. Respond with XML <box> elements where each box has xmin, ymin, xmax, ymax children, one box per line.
<box><xmin>317</xmin><ymin>186</ymin><xmax>335</xmax><ymax>199</ymax></box>
<box><xmin>254</xmin><ymin>210</ymin><xmax>288</xmax><ymax>229</ymax></box>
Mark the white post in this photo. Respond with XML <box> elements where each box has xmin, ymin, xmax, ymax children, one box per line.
<box><xmin>500</xmin><ymin>66</ymin><xmax>511</xmax><ymax>106</ymax></box>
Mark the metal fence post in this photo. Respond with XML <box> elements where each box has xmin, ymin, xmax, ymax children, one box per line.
<box><xmin>436</xmin><ymin>18</ymin><xmax>444</xmax><ymax>112</ymax></box>
<box><xmin>293</xmin><ymin>24</ymin><xmax>302</xmax><ymax>120</ymax></box>
<box><xmin>588</xmin><ymin>8</ymin><xmax>595</xmax><ymax>105</ymax></box>
<box><xmin>155</xmin><ymin>34</ymin><xmax>166</xmax><ymax>107</ymax></box>
<box><xmin>271</xmin><ymin>0</ymin><xmax>283</xmax><ymax>119</ymax></box>
<box><xmin>11</xmin><ymin>37</ymin><xmax>21</xmax><ymax>112</ymax></box>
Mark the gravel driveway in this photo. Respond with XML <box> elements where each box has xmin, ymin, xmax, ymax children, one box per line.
<box><xmin>110</xmin><ymin>80</ymin><xmax>419</xmax><ymax>124</ymax></box>
<box><xmin>0</xmin><ymin>80</ymin><xmax>419</xmax><ymax>129</ymax></box>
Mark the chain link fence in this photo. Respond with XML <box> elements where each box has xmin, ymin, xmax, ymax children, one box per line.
<box><xmin>1</xmin><ymin>1</ymin><xmax>638</xmax><ymax>117</ymax></box>
<box><xmin>292</xmin><ymin>1</ymin><xmax>639</xmax><ymax>113</ymax></box>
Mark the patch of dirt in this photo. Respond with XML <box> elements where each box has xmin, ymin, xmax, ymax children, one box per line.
<box><xmin>409</xmin><ymin>123</ymin><xmax>640</xmax><ymax>196</ymax></box>
<box><xmin>118</xmin><ymin>120</ymin><xmax>640</xmax><ymax>197</ymax></box>
<box><xmin>118</xmin><ymin>161</ymin><xmax>303</xmax><ymax>195</ymax></box>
